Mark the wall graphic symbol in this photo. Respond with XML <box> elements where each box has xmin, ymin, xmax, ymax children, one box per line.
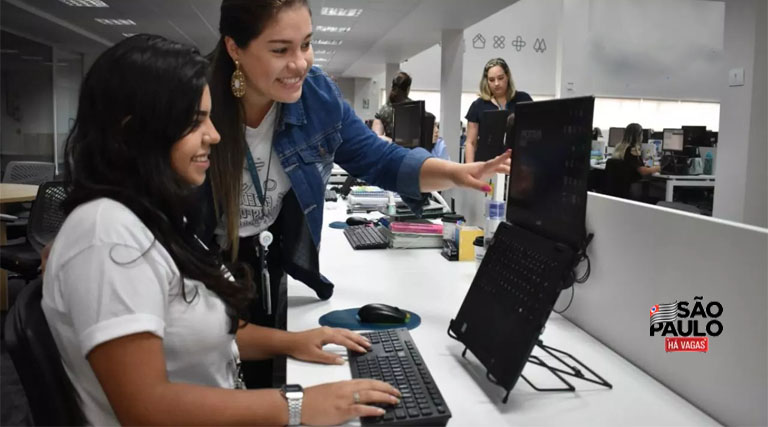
<box><xmin>492</xmin><ymin>35</ymin><xmax>506</xmax><ymax>49</ymax></box>
<box><xmin>472</xmin><ymin>34</ymin><xmax>486</xmax><ymax>49</ymax></box>
<box><xmin>533</xmin><ymin>38</ymin><xmax>547</xmax><ymax>53</ymax></box>
<box><xmin>510</xmin><ymin>35</ymin><xmax>526</xmax><ymax>52</ymax></box>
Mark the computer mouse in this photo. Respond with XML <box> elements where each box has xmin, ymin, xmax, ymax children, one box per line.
<box><xmin>357</xmin><ymin>303</ymin><xmax>408</xmax><ymax>324</ymax></box>
<box><xmin>346</xmin><ymin>216</ymin><xmax>373</xmax><ymax>226</ymax></box>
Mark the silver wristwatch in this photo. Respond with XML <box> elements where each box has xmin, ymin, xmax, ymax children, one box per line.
<box><xmin>280</xmin><ymin>384</ymin><xmax>303</xmax><ymax>426</ymax></box>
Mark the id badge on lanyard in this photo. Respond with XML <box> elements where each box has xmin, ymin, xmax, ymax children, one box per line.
<box><xmin>246</xmin><ymin>144</ymin><xmax>275</xmax><ymax>315</ymax></box>
<box><xmin>258</xmin><ymin>240</ymin><xmax>271</xmax><ymax>315</ymax></box>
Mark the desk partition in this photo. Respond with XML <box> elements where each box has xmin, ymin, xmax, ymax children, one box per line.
<box><xmin>560</xmin><ymin>193</ymin><xmax>768</xmax><ymax>426</ymax></box>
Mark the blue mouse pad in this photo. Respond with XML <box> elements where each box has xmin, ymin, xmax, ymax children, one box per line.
<box><xmin>319</xmin><ymin>308</ymin><xmax>421</xmax><ymax>331</ymax></box>
<box><xmin>328</xmin><ymin>221</ymin><xmax>348</xmax><ymax>229</ymax></box>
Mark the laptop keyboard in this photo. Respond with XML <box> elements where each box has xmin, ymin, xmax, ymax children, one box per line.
<box><xmin>477</xmin><ymin>223</ymin><xmax>563</xmax><ymax>322</ymax></box>
<box><xmin>344</xmin><ymin>225</ymin><xmax>389</xmax><ymax>249</ymax></box>
<box><xmin>325</xmin><ymin>189</ymin><xmax>338</xmax><ymax>201</ymax></box>
<box><xmin>349</xmin><ymin>328</ymin><xmax>451</xmax><ymax>426</ymax></box>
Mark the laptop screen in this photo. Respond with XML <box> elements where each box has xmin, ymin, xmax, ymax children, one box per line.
<box><xmin>506</xmin><ymin>96</ymin><xmax>594</xmax><ymax>248</ymax></box>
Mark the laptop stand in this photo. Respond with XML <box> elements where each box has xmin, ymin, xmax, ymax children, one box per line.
<box><xmin>448</xmin><ymin>326</ymin><xmax>612</xmax><ymax>403</ymax></box>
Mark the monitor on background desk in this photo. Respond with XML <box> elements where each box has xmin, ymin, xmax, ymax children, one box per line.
<box><xmin>663</xmin><ymin>128</ymin><xmax>684</xmax><ymax>152</ymax></box>
<box><xmin>393</xmin><ymin>100</ymin><xmax>425</xmax><ymax>149</ymax></box>
<box><xmin>393</xmin><ymin>100</ymin><xmax>435</xmax><ymax>151</ymax></box>
<box><xmin>607</xmin><ymin>127</ymin><xmax>625</xmax><ymax>147</ymax></box>
<box><xmin>683</xmin><ymin>125</ymin><xmax>709</xmax><ymax>147</ymax></box>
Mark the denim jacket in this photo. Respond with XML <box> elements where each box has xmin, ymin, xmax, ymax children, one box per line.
<box><xmin>273</xmin><ymin>66</ymin><xmax>431</xmax><ymax>247</ymax></box>
<box><xmin>197</xmin><ymin>67</ymin><xmax>431</xmax><ymax>299</ymax></box>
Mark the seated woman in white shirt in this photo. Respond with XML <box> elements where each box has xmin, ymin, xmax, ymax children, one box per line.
<box><xmin>43</xmin><ymin>34</ymin><xmax>398</xmax><ymax>426</ymax></box>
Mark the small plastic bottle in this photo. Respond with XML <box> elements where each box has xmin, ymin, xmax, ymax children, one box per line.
<box><xmin>703</xmin><ymin>151</ymin><xmax>713</xmax><ymax>175</ymax></box>
<box><xmin>484</xmin><ymin>175</ymin><xmax>506</xmax><ymax>249</ymax></box>
<box><xmin>386</xmin><ymin>191</ymin><xmax>396</xmax><ymax>216</ymax></box>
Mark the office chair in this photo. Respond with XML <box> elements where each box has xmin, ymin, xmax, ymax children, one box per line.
<box><xmin>603</xmin><ymin>158</ymin><xmax>637</xmax><ymax>199</ymax></box>
<box><xmin>2</xmin><ymin>161</ymin><xmax>55</xmax><ymax>240</ymax></box>
<box><xmin>2</xmin><ymin>161</ymin><xmax>55</xmax><ymax>185</ymax></box>
<box><xmin>4</xmin><ymin>278</ymin><xmax>87</xmax><ymax>426</ymax></box>
<box><xmin>0</xmin><ymin>181</ymin><xmax>67</xmax><ymax>281</ymax></box>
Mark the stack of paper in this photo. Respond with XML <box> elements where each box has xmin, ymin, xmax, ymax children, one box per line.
<box><xmin>383</xmin><ymin>220</ymin><xmax>444</xmax><ymax>249</ymax></box>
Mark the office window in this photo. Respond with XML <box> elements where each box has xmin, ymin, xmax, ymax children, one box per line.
<box><xmin>594</xmin><ymin>97</ymin><xmax>720</xmax><ymax>132</ymax></box>
<box><xmin>1</xmin><ymin>31</ymin><xmax>54</xmax><ymax>174</ymax></box>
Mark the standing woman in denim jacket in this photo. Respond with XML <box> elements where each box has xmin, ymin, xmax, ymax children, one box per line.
<box><xmin>201</xmin><ymin>0</ymin><xmax>511</xmax><ymax>388</ymax></box>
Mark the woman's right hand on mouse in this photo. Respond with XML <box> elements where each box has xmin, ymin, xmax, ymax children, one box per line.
<box><xmin>302</xmin><ymin>379</ymin><xmax>401</xmax><ymax>425</ymax></box>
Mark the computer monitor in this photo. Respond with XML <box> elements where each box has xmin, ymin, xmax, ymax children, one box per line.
<box><xmin>392</xmin><ymin>100</ymin><xmax>425</xmax><ymax>149</ymax></box>
<box><xmin>608</xmin><ymin>127</ymin><xmax>625</xmax><ymax>147</ymax></box>
<box><xmin>663</xmin><ymin>128</ymin><xmax>684</xmax><ymax>152</ymax></box>
<box><xmin>707</xmin><ymin>131</ymin><xmax>718</xmax><ymax>146</ymax></box>
<box><xmin>682</xmin><ymin>125</ymin><xmax>708</xmax><ymax>147</ymax></box>
<box><xmin>507</xmin><ymin>96</ymin><xmax>594</xmax><ymax>249</ymax></box>
<box><xmin>475</xmin><ymin>110</ymin><xmax>511</xmax><ymax>162</ymax></box>
<box><xmin>422</xmin><ymin>112</ymin><xmax>436</xmax><ymax>152</ymax></box>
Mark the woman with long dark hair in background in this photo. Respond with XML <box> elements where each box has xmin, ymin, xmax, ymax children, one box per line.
<box><xmin>372</xmin><ymin>71</ymin><xmax>412</xmax><ymax>140</ymax></box>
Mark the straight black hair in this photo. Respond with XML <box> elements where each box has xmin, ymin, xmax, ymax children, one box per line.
<box><xmin>64</xmin><ymin>34</ymin><xmax>253</xmax><ymax>332</ymax></box>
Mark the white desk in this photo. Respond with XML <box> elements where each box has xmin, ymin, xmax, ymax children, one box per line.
<box><xmin>652</xmin><ymin>174</ymin><xmax>716</xmax><ymax>202</ymax></box>
<box><xmin>286</xmin><ymin>202</ymin><xmax>718</xmax><ymax>425</ymax></box>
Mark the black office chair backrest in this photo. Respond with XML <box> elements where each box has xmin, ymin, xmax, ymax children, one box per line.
<box><xmin>27</xmin><ymin>181</ymin><xmax>68</xmax><ymax>254</ymax></box>
<box><xmin>2</xmin><ymin>161</ymin><xmax>55</xmax><ymax>185</ymax></box>
<box><xmin>603</xmin><ymin>158</ymin><xmax>636</xmax><ymax>199</ymax></box>
<box><xmin>4</xmin><ymin>278</ymin><xmax>86</xmax><ymax>426</ymax></box>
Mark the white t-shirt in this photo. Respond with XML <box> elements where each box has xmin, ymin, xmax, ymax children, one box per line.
<box><xmin>238</xmin><ymin>103</ymin><xmax>292</xmax><ymax>238</ymax></box>
<box><xmin>42</xmin><ymin>198</ymin><xmax>239</xmax><ymax>426</ymax></box>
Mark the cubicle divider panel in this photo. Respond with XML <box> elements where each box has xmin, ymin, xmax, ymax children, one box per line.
<box><xmin>559</xmin><ymin>193</ymin><xmax>767</xmax><ymax>426</ymax></box>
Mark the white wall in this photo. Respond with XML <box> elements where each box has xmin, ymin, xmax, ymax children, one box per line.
<box><xmin>561</xmin><ymin>0</ymin><xmax>725</xmax><ymax>101</ymax></box>
<box><xmin>713</xmin><ymin>0</ymin><xmax>767</xmax><ymax>228</ymax></box>
<box><xmin>402</xmin><ymin>0</ymin><xmax>561</xmax><ymax>96</ymax></box>
<box><xmin>351</xmin><ymin>77</ymin><xmax>382</xmax><ymax>121</ymax></box>
<box><xmin>334</xmin><ymin>77</ymin><xmax>356</xmax><ymax>108</ymax></box>
<box><xmin>402</xmin><ymin>0</ymin><xmax>725</xmax><ymax>102</ymax></box>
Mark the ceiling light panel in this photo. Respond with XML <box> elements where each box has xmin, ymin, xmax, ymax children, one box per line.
<box><xmin>315</xmin><ymin>26</ymin><xmax>351</xmax><ymax>33</ymax></box>
<box><xmin>313</xmin><ymin>49</ymin><xmax>336</xmax><ymax>55</ymax></box>
<box><xmin>58</xmin><ymin>0</ymin><xmax>108</xmax><ymax>6</ymax></box>
<box><xmin>320</xmin><ymin>7</ymin><xmax>363</xmax><ymax>17</ymax></box>
<box><xmin>314</xmin><ymin>58</ymin><xmax>329</xmax><ymax>62</ymax></box>
<box><xmin>94</xmin><ymin>18</ymin><xmax>136</xmax><ymax>25</ymax></box>
<box><xmin>312</xmin><ymin>39</ymin><xmax>343</xmax><ymax>46</ymax></box>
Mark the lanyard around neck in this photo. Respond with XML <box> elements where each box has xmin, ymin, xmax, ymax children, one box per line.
<box><xmin>245</xmin><ymin>147</ymin><xmax>268</xmax><ymax>209</ymax></box>
<box><xmin>243</xmin><ymin>104</ymin><xmax>281</xmax><ymax>214</ymax></box>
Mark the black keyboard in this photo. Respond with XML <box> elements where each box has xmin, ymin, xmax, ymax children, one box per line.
<box><xmin>344</xmin><ymin>225</ymin><xmax>389</xmax><ymax>249</ymax></box>
<box><xmin>325</xmin><ymin>189</ymin><xmax>338</xmax><ymax>201</ymax></box>
<box><xmin>477</xmin><ymin>223</ymin><xmax>567</xmax><ymax>322</ymax></box>
<box><xmin>349</xmin><ymin>328</ymin><xmax>451</xmax><ymax>426</ymax></box>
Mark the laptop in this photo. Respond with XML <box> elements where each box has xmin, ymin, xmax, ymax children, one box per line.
<box><xmin>448</xmin><ymin>96</ymin><xmax>594</xmax><ymax>394</ymax></box>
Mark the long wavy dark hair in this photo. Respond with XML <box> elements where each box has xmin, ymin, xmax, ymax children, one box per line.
<box><xmin>208</xmin><ymin>0</ymin><xmax>309</xmax><ymax>261</ymax></box>
<box><xmin>64</xmin><ymin>34</ymin><xmax>253</xmax><ymax>332</ymax></box>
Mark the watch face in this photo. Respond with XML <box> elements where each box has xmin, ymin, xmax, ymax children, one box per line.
<box><xmin>283</xmin><ymin>384</ymin><xmax>303</xmax><ymax>393</ymax></box>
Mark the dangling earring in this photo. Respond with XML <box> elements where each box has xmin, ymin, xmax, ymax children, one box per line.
<box><xmin>231</xmin><ymin>60</ymin><xmax>246</xmax><ymax>98</ymax></box>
